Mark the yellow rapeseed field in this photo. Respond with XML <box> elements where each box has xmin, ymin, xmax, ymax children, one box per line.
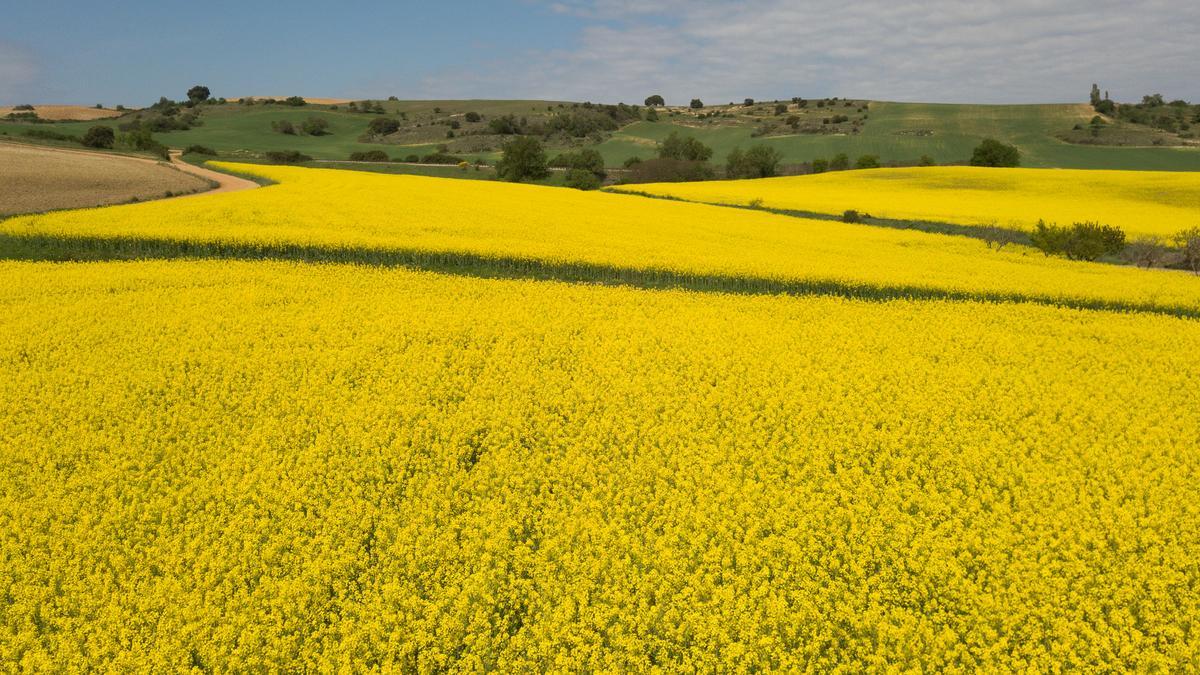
<box><xmin>2</xmin><ymin>164</ymin><xmax>1199</xmax><ymax>670</ymax></box>
<box><xmin>2</xmin><ymin>162</ymin><xmax>1199</xmax><ymax>314</ymax></box>
<box><xmin>611</xmin><ymin>166</ymin><xmax>1200</xmax><ymax>238</ymax></box>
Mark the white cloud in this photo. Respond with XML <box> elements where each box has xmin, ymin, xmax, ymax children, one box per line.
<box><xmin>424</xmin><ymin>0</ymin><xmax>1200</xmax><ymax>104</ymax></box>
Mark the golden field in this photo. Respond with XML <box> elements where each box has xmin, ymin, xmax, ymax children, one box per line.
<box><xmin>2</xmin><ymin>164</ymin><xmax>1199</xmax><ymax>670</ymax></box>
<box><xmin>611</xmin><ymin>166</ymin><xmax>1200</xmax><ymax>238</ymax></box>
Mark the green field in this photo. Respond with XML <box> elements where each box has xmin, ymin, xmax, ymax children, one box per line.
<box><xmin>594</xmin><ymin>102</ymin><xmax>1200</xmax><ymax>170</ymax></box>
<box><xmin>5</xmin><ymin>99</ymin><xmax>1199</xmax><ymax>171</ymax></box>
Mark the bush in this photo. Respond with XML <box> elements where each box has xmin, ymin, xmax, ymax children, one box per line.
<box><xmin>183</xmin><ymin>144</ymin><xmax>217</xmax><ymax>156</ymax></box>
<box><xmin>349</xmin><ymin>150</ymin><xmax>390</xmax><ymax>162</ymax></box>
<box><xmin>284</xmin><ymin>96</ymin><xmax>306</xmax><ymax>106</ymax></box>
<box><xmin>842</xmin><ymin>210</ymin><xmax>862</xmax><ymax>224</ymax></box>
<box><xmin>13</xmin><ymin>104</ymin><xmax>34</xmax><ymax>111</ymax></box>
<box><xmin>774</xmin><ymin>103</ymin><xmax>788</xmax><ymax>115</ymax></box>
<box><xmin>404</xmin><ymin>154</ymin><xmax>420</xmax><ymax>163</ymax></box>
<box><xmin>120</xmin><ymin>128</ymin><xmax>169</xmax><ymax>159</ymax></box>
<box><xmin>81</xmin><ymin>125</ymin><xmax>115</xmax><ymax>149</ymax></box>
<box><xmin>644</xmin><ymin>95</ymin><xmax>665</xmax><ymax>107</ymax></box>
<box><xmin>743</xmin><ymin>98</ymin><xmax>755</xmax><ymax>107</ymax></box>
<box><xmin>726</xmin><ymin>145</ymin><xmax>783</xmax><ymax>179</ymax></box>
<box><xmin>624</xmin><ymin>158</ymin><xmax>715</xmax><ymax>183</ymax></box>
<box><xmin>488</xmin><ymin>115</ymin><xmax>523</xmax><ymax>135</ymax></box>
<box><xmin>563</xmin><ymin>168</ymin><xmax>602</xmax><ymax>190</ymax></box>
<box><xmin>659</xmin><ymin>132</ymin><xmax>713</xmax><ymax>162</ymax></box>
<box><xmin>464</xmin><ymin>111</ymin><xmax>482</xmax><ymax>123</ymax></box>
<box><xmin>264</xmin><ymin>150</ymin><xmax>312</xmax><ymax>164</ymax></box>
<box><xmin>690</xmin><ymin>99</ymin><xmax>704</xmax><ymax>109</ymax></box>
<box><xmin>1122</xmin><ymin>236</ymin><xmax>1170</xmax><ymax>268</ymax></box>
<box><xmin>301</xmin><ymin>117</ymin><xmax>330</xmax><ymax>136</ymax></box>
<box><xmin>1030</xmin><ymin>220</ymin><xmax>1126</xmax><ymax>261</ymax></box>
<box><xmin>829</xmin><ymin>153</ymin><xmax>850</xmax><ymax>171</ymax></box>
<box><xmin>918</xmin><ymin>155</ymin><xmax>936</xmax><ymax>166</ymax></box>
<box><xmin>550</xmin><ymin>148</ymin><xmax>606</xmax><ymax>178</ymax></box>
<box><xmin>23</xmin><ymin>128</ymin><xmax>78</xmax><ymax>143</ymax></box>
<box><xmin>970</xmin><ymin>138</ymin><xmax>1020</xmax><ymax>167</ymax></box>
<box><xmin>271</xmin><ymin>120</ymin><xmax>296</xmax><ymax>135</ymax></box>
<box><xmin>854</xmin><ymin>154</ymin><xmax>880</xmax><ymax>169</ymax></box>
<box><xmin>623</xmin><ymin>156</ymin><xmax>643</xmax><ymax>168</ymax></box>
<box><xmin>496</xmin><ymin>136</ymin><xmax>549</xmax><ymax>182</ymax></box>
<box><xmin>366</xmin><ymin>117</ymin><xmax>401</xmax><ymax>136</ymax></box>
<box><xmin>186</xmin><ymin>85</ymin><xmax>211</xmax><ymax>105</ymax></box>
<box><xmin>810</xmin><ymin>158</ymin><xmax>829</xmax><ymax>174</ymax></box>
<box><xmin>420</xmin><ymin>151</ymin><xmax>460</xmax><ymax>164</ymax></box>
<box><xmin>1174</xmin><ymin>228</ymin><xmax>1200</xmax><ymax>274</ymax></box>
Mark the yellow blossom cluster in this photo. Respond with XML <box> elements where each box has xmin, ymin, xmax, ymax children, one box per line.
<box><xmin>612</xmin><ymin>166</ymin><xmax>1200</xmax><ymax>237</ymax></box>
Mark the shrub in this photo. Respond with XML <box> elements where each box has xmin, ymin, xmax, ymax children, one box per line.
<box><xmin>366</xmin><ymin>117</ymin><xmax>401</xmax><ymax>136</ymax></box>
<box><xmin>1122</xmin><ymin>236</ymin><xmax>1170</xmax><ymax>268</ymax></box>
<box><xmin>726</xmin><ymin>145</ymin><xmax>783</xmax><ymax>179</ymax></box>
<box><xmin>81</xmin><ymin>125</ymin><xmax>115</xmax><ymax>149</ymax></box>
<box><xmin>264</xmin><ymin>150</ymin><xmax>312</xmax><ymax>164</ymax></box>
<box><xmin>918</xmin><ymin>155</ymin><xmax>936</xmax><ymax>166</ymax></box>
<box><xmin>563</xmin><ymin>168</ymin><xmax>602</xmax><ymax>190</ymax></box>
<box><xmin>842</xmin><ymin>210</ymin><xmax>862</xmax><ymax>223</ymax></box>
<box><xmin>774</xmin><ymin>103</ymin><xmax>788</xmax><ymax>115</ymax></box>
<box><xmin>1030</xmin><ymin>220</ymin><xmax>1126</xmax><ymax>261</ymax></box>
<box><xmin>488</xmin><ymin>115</ymin><xmax>523</xmax><ymax>135</ymax></box>
<box><xmin>644</xmin><ymin>95</ymin><xmax>665</xmax><ymax>107</ymax></box>
<box><xmin>183</xmin><ymin>144</ymin><xmax>217</xmax><ymax>156</ymax></box>
<box><xmin>13</xmin><ymin>104</ymin><xmax>34</xmax><ymax>111</ymax></box>
<box><xmin>970</xmin><ymin>138</ymin><xmax>1020</xmax><ymax>167</ymax></box>
<box><xmin>120</xmin><ymin>128</ymin><xmax>169</xmax><ymax>159</ymax></box>
<box><xmin>624</xmin><ymin>158</ymin><xmax>715</xmax><ymax>183</ymax></box>
<box><xmin>349</xmin><ymin>150</ymin><xmax>390</xmax><ymax>162</ymax></box>
<box><xmin>1174</xmin><ymin>228</ymin><xmax>1200</xmax><ymax>274</ymax></box>
<box><xmin>550</xmin><ymin>148</ymin><xmax>606</xmax><ymax>178</ymax></box>
<box><xmin>301</xmin><ymin>117</ymin><xmax>330</xmax><ymax>136</ymax></box>
<box><xmin>23</xmin><ymin>128</ymin><xmax>78</xmax><ymax>143</ymax></box>
<box><xmin>659</xmin><ymin>132</ymin><xmax>713</xmax><ymax>162</ymax></box>
<box><xmin>271</xmin><ymin>120</ymin><xmax>296</xmax><ymax>135</ymax></box>
<box><xmin>496</xmin><ymin>136</ymin><xmax>549</xmax><ymax>182</ymax></box>
<box><xmin>284</xmin><ymin>96</ymin><xmax>306</xmax><ymax>106</ymax></box>
<box><xmin>690</xmin><ymin>99</ymin><xmax>704</xmax><ymax>109</ymax></box>
<box><xmin>623</xmin><ymin>156</ymin><xmax>643</xmax><ymax>168</ymax></box>
<box><xmin>420</xmin><ymin>151</ymin><xmax>460</xmax><ymax>164</ymax></box>
<box><xmin>743</xmin><ymin>98</ymin><xmax>755</xmax><ymax>107</ymax></box>
<box><xmin>811</xmin><ymin>158</ymin><xmax>829</xmax><ymax>174</ymax></box>
<box><xmin>854</xmin><ymin>154</ymin><xmax>880</xmax><ymax>169</ymax></box>
<box><xmin>829</xmin><ymin>153</ymin><xmax>850</xmax><ymax>171</ymax></box>
<box><xmin>464</xmin><ymin>111</ymin><xmax>482</xmax><ymax>123</ymax></box>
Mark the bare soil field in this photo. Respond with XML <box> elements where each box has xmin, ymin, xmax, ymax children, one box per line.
<box><xmin>0</xmin><ymin>143</ymin><xmax>213</xmax><ymax>216</ymax></box>
<box><xmin>0</xmin><ymin>105</ymin><xmax>123</xmax><ymax>120</ymax></box>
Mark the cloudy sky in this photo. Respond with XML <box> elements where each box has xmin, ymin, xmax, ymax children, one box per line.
<box><xmin>2</xmin><ymin>0</ymin><xmax>1197</xmax><ymax>106</ymax></box>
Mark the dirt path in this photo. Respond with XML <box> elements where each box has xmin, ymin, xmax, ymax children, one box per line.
<box><xmin>167</xmin><ymin>151</ymin><xmax>259</xmax><ymax>196</ymax></box>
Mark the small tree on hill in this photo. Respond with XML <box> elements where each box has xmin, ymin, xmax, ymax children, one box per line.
<box><xmin>644</xmin><ymin>94</ymin><xmax>665</xmax><ymax>107</ymax></box>
<box><xmin>1175</xmin><ymin>228</ymin><xmax>1200</xmax><ymax>275</ymax></box>
<box><xmin>970</xmin><ymin>138</ymin><xmax>1020</xmax><ymax>167</ymax></box>
<box><xmin>659</xmin><ymin>131</ymin><xmax>713</xmax><ymax>162</ymax></box>
<box><xmin>690</xmin><ymin>98</ymin><xmax>704</xmax><ymax>109</ymax></box>
<box><xmin>854</xmin><ymin>154</ymin><xmax>880</xmax><ymax>169</ymax></box>
<box><xmin>301</xmin><ymin>117</ymin><xmax>330</xmax><ymax>136</ymax></box>
<box><xmin>496</xmin><ymin>136</ymin><xmax>549</xmax><ymax>182</ymax></box>
<box><xmin>726</xmin><ymin>145</ymin><xmax>783</xmax><ymax>179</ymax></box>
<box><xmin>367</xmin><ymin>117</ymin><xmax>400</xmax><ymax>136</ymax></box>
<box><xmin>82</xmin><ymin>125</ymin><xmax>115</xmax><ymax>149</ymax></box>
<box><xmin>187</xmin><ymin>85</ymin><xmax>211</xmax><ymax>106</ymax></box>
<box><xmin>829</xmin><ymin>153</ymin><xmax>850</xmax><ymax>171</ymax></box>
<box><xmin>1090</xmin><ymin>83</ymin><xmax>1102</xmax><ymax>107</ymax></box>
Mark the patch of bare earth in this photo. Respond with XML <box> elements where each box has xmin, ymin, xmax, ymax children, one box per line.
<box><xmin>0</xmin><ymin>105</ymin><xmax>123</xmax><ymax>120</ymax></box>
<box><xmin>0</xmin><ymin>143</ymin><xmax>212</xmax><ymax>217</ymax></box>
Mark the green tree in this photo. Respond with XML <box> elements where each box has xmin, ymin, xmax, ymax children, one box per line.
<box><xmin>854</xmin><ymin>154</ymin><xmax>880</xmax><ymax>169</ymax></box>
<box><xmin>367</xmin><ymin>117</ymin><xmax>401</xmax><ymax>135</ymax></box>
<box><xmin>659</xmin><ymin>132</ymin><xmax>713</xmax><ymax>162</ymax></box>
<box><xmin>726</xmin><ymin>145</ymin><xmax>783</xmax><ymax>179</ymax></box>
<box><xmin>81</xmin><ymin>125</ymin><xmax>115</xmax><ymax>149</ymax></box>
<box><xmin>563</xmin><ymin>168</ymin><xmax>602</xmax><ymax>190</ymax></box>
<box><xmin>829</xmin><ymin>153</ymin><xmax>850</xmax><ymax>171</ymax></box>
<box><xmin>970</xmin><ymin>139</ymin><xmax>1020</xmax><ymax>167</ymax></box>
<box><xmin>300</xmin><ymin>117</ymin><xmax>330</xmax><ymax>136</ymax></box>
<box><xmin>1090</xmin><ymin>83</ymin><xmax>1101</xmax><ymax>107</ymax></box>
<box><xmin>690</xmin><ymin>98</ymin><xmax>704</xmax><ymax>109</ymax></box>
<box><xmin>644</xmin><ymin>94</ymin><xmax>665</xmax><ymax>107</ymax></box>
<box><xmin>186</xmin><ymin>85</ymin><xmax>211</xmax><ymax>105</ymax></box>
<box><xmin>496</xmin><ymin>136</ymin><xmax>549</xmax><ymax>182</ymax></box>
<box><xmin>811</xmin><ymin>158</ymin><xmax>829</xmax><ymax>174</ymax></box>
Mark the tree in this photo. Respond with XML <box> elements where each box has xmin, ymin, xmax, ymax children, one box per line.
<box><xmin>690</xmin><ymin>98</ymin><xmax>704</xmax><ymax>109</ymax></box>
<box><xmin>811</xmin><ymin>158</ymin><xmax>829</xmax><ymax>174</ymax></box>
<box><xmin>1174</xmin><ymin>228</ymin><xmax>1200</xmax><ymax>274</ymax></box>
<box><xmin>623</xmin><ymin>158</ymin><xmax>715</xmax><ymax>183</ymax></box>
<box><xmin>349</xmin><ymin>150</ymin><xmax>391</xmax><ymax>162</ymax></box>
<box><xmin>854</xmin><ymin>154</ymin><xmax>881</xmax><ymax>169</ymax></box>
<box><xmin>1090</xmin><ymin>83</ymin><xmax>1101</xmax><ymax>107</ymax></box>
<box><xmin>284</xmin><ymin>96</ymin><xmax>307</xmax><ymax>107</ymax></box>
<box><xmin>829</xmin><ymin>153</ymin><xmax>850</xmax><ymax>171</ymax></box>
<box><xmin>743</xmin><ymin>98</ymin><xmax>755</xmax><ymax>107</ymax></box>
<box><xmin>1030</xmin><ymin>220</ymin><xmax>1126</xmax><ymax>261</ymax></box>
<box><xmin>367</xmin><ymin>117</ymin><xmax>401</xmax><ymax>135</ymax></box>
<box><xmin>271</xmin><ymin>120</ymin><xmax>296</xmax><ymax>135</ymax></box>
<box><xmin>726</xmin><ymin>145</ymin><xmax>783</xmax><ymax>179</ymax></box>
<box><xmin>644</xmin><ymin>94</ymin><xmax>665</xmax><ymax>107</ymax></box>
<box><xmin>563</xmin><ymin>168</ymin><xmax>602</xmax><ymax>190</ymax></box>
<box><xmin>464</xmin><ymin>111</ymin><xmax>482</xmax><ymax>123</ymax></box>
<box><xmin>496</xmin><ymin>136</ymin><xmax>549</xmax><ymax>182</ymax></box>
<box><xmin>81</xmin><ymin>125</ymin><xmax>115</xmax><ymax>149</ymax></box>
<box><xmin>488</xmin><ymin>115</ymin><xmax>522</xmax><ymax>134</ymax></box>
<box><xmin>659</xmin><ymin>131</ymin><xmax>713</xmax><ymax>162</ymax></box>
<box><xmin>645</xmin><ymin>107</ymin><xmax>659</xmax><ymax>122</ymax></box>
<box><xmin>550</xmin><ymin>148</ymin><xmax>606</xmax><ymax>179</ymax></box>
<box><xmin>970</xmin><ymin>138</ymin><xmax>1020</xmax><ymax>167</ymax></box>
<box><xmin>300</xmin><ymin>117</ymin><xmax>329</xmax><ymax>136</ymax></box>
<box><xmin>187</xmin><ymin>85</ymin><xmax>211</xmax><ymax>105</ymax></box>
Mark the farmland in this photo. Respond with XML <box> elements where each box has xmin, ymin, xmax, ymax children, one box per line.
<box><xmin>2</xmin><ymin>163</ymin><xmax>1200</xmax><ymax>669</ymax></box>
<box><xmin>0</xmin><ymin>143</ymin><xmax>211</xmax><ymax>216</ymax></box>
<box><xmin>612</xmin><ymin>166</ymin><xmax>1200</xmax><ymax>238</ymax></box>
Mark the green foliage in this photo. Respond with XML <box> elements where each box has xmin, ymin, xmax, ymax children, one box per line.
<box><xmin>726</xmin><ymin>145</ymin><xmax>783</xmax><ymax>179</ymax></box>
<box><xmin>970</xmin><ymin>138</ymin><xmax>1021</xmax><ymax>167</ymax></box>
<box><xmin>644</xmin><ymin>95</ymin><xmax>665</xmax><ymax>107</ymax></box>
<box><xmin>271</xmin><ymin>120</ymin><xmax>296</xmax><ymax>135</ymax></box>
<box><xmin>1030</xmin><ymin>220</ymin><xmax>1126</xmax><ymax>261</ymax></box>
<box><xmin>349</xmin><ymin>150</ymin><xmax>391</xmax><ymax>162</ymax></box>
<box><xmin>550</xmin><ymin>149</ymin><xmax>606</xmax><ymax>178</ymax></box>
<box><xmin>465</xmin><ymin>111</ymin><xmax>482</xmax><ymax>123</ymax></box>
<box><xmin>22</xmin><ymin>128</ymin><xmax>78</xmax><ymax>143</ymax></box>
<box><xmin>690</xmin><ymin>99</ymin><xmax>704</xmax><ymax>109</ymax></box>
<box><xmin>81</xmin><ymin>125</ymin><xmax>115</xmax><ymax>149</ymax></box>
<box><xmin>829</xmin><ymin>153</ymin><xmax>850</xmax><ymax>171</ymax></box>
<box><xmin>187</xmin><ymin>85</ymin><xmax>211</xmax><ymax>105</ymax></box>
<box><xmin>811</xmin><ymin>158</ymin><xmax>829</xmax><ymax>174</ymax></box>
<box><xmin>183</xmin><ymin>145</ymin><xmax>217</xmax><ymax>156</ymax></box>
<box><xmin>842</xmin><ymin>209</ymin><xmax>862</xmax><ymax>223</ymax></box>
<box><xmin>488</xmin><ymin>115</ymin><xmax>523</xmax><ymax>135</ymax></box>
<box><xmin>918</xmin><ymin>155</ymin><xmax>936</xmax><ymax>166</ymax></box>
<box><xmin>284</xmin><ymin>96</ymin><xmax>307</xmax><ymax>107</ymax></box>
<box><xmin>624</xmin><ymin>158</ymin><xmax>715</xmax><ymax>183</ymax></box>
<box><xmin>854</xmin><ymin>154</ymin><xmax>881</xmax><ymax>169</ymax></box>
<box><xmin>300</xmin><ymin>117</ymin><xmax>330</xmax><ymax>136</ymax></box>
<box><xmin>563</xmin><ymin>168</ymin><xmax>602</xmax><ymax>190</ymax></box>
<box><xmin>366</xmin><ymin>117</ymin><xmax>400</xmax><ymax>136</ymax></box>
<box><xmin>496</xmin><ymin>136</ymin><xmax>549</xmax><ymax>182</ymax></box>
<box><xmin>659</xmin><ymin>132</ymin><xmax>713</xmax><ymax>162</ymax></box>
<box><xmin>744</xmin><ymin>98</ymin><xmax>755</xmax><ymax>107</ymax></box>
<box><xmin>774</xmin><ymin>103</ymin><xmax>788</xmax><ymax>115</ymax></box>
<box><xmin>120</xmin><ymin>127</ymin><xmax>169</xmax><ymax>159</ymax></box>
<box><xmin>264</xmin><ymin>150</ymin><xmax>313</xmax><ymax>164</ymax></box>
<box><xmin>1174</xmin><ymin>228</ymin><xmax>1200</xmax><ymax>274</ymax></box>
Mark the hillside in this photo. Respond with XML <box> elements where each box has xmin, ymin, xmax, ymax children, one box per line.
<box><xmin>3</xmin><ymin>97</ymin><xmax>1199</xmax><ymax>171</ymax></box>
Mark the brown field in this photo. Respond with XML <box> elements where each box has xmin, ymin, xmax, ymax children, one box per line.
<box><xmin>0</xmin><ymin>143</ymin><xmax>212</xmax><ymax>217</ymax></box>
<box><xmin>0</xmin><ymin>105</ymin><xmax>124</xmax><ymax>120</ymax></box>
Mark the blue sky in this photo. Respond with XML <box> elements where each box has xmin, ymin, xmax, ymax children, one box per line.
<box><xmin>3</xmin><ymin>1</ymin><xmax>1198</xmax><ymax>107</ymax></box>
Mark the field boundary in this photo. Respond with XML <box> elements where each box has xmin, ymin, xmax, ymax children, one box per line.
<box><xmin>2</xmin><ymin>233</ymin><xmax>1195</xmax><ymax>319</ymax></box>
